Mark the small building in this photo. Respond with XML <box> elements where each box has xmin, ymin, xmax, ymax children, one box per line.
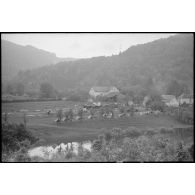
<box><xmin>178</xmin><ymin>94</ymin><xmax>193</xmax><ymax>105</ymax></box>
<box><xmin>161</xmin><ymin>95</ymin><xmax>179</xmax><ymax>107</ymax></box>
<box><xmin>89</xmin><ymin>86</ymin><xmax>119</xmax><ymax>99</ymax></box>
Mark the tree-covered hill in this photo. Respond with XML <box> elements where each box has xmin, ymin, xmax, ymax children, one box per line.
<box><xmin>1</xmin><ymin>40</ymin><xmax>78</xmax><ymax>81</ymax></box>
<box><xmin>10</xmin><ymin>34</ymin><xmax>194</xmax><ymax>95</ymax></box>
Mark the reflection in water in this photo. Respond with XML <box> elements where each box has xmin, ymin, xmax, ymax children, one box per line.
<box><xmin>28</xmin><ymin>141</ymin><xmax>92</xmax><ymax>159</ymax></box>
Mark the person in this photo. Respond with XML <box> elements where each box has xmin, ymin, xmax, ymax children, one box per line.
<box><xmin>130</xmin><ymin>105</ymin><xmax>134</xmax><ymax>117</ymax></box>
<box><xmin>47</xmin><ymin>110</ymin><xmax>51</xmax><ymax>116</ymax></box>
<box><xmin>68</xmin><ymin>109</ymin><xmax>73</xmax><ymax>121</ymax></box>
<box><xmin>100</xmin><ymin>108</ymin><xmax>104</xmax><ymax>119</ymax></box>
<box><xmin>78</xmin><ymin>108</ymin><xmax>83</xmax><ymax>120</ymax></box>
<box><xmin>90</xmin><ymin>108</ymin><xmax>95</xmax><ymax>119</ymax></box>
<box><xmin>110</xmin><ymin>110</ymin><xmax>114</xmax><ymax>119</ymax></box>
<box><xmin>55</xmin><ymin>118</ymin><xmax>60</xmax><ymax>125</ymax></box>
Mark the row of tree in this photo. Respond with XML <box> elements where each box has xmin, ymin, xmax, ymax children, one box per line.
<box><xmin>3</xmin><ymin>82</ymin><xmax>61</xmax><ymax>99</ymax></box>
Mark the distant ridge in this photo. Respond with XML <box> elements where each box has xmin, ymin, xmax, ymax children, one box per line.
<box><xmin>1</xmin><ymin>40</ymin><xmax>78</xmax><ymax>81</ymax></box>
<box><xmin>6</xmin><ymin>34</ymin><xmax>194</xmax><ymax>94</ymax></box>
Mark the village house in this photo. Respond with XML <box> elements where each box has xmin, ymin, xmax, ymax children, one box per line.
<box><xmin>89</xmin><ymin>86</ymin><xmax>120</xmax><ymax>100</ymax></box>
<box><xmin>161</xmin><ymin>95</ymin><xmax>179</xmax><ymax>107</ymax></box>
<box><xmin>178</xmin><ymin>94</ymin><xmax>194</xmax><ymax>105</ymax></box>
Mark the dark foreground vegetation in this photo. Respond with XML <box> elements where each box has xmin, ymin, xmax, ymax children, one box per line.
<box><xmin>2</xmin><ymin>121</ymin><xmax>193</xmax><ymax>162</ymax></box>
<box><xmin>2</xmin><ymin>122</ymin><xmax>38</xmax><ymax>162</ymax></box>
<box><xmin>33</xmin><ymin>127</ymin><xmax>193</xmax><ymax>162</ymax></box>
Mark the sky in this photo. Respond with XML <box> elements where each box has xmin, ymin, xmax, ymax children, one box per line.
<box><xmin>1</xmin><ymin>33</ymin><xmax>176</xmax><ymax>58</ymax></box>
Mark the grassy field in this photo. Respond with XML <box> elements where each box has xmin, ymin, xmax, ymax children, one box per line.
<box><xmin>2</xmin><ymin>100</ymin><xmax>193</xmax><ymax>146</ymax></box>
<box><xmin>2</xmin><ymin>101</ymin><xmax>194</xmax><ymax>162</ymax></box>
<box><xmin>5</xmin><ymin>112</ymin><xmax>191</xmax><ymax>146</ymax></box>
<box><xmin>2</xmin><ymin>100</ymin><xmax>83</xmax><ymax>113</ymax></box>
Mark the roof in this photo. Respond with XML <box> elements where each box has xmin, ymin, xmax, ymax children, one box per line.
<box><xmin>161</xmin><ymin>95</ymin><xmax>176</xmax><ymax>101</ymax></box>
<box><xmin>91</xmin><ymin>86</ymin><xmax>116</xmax><ymax>93</ymax></box>
<box><xmin>179</xmin><ymin>94</ymin><xmax>193</xmax><ymax>99</ymax></box>
<box><xmin>105</xmin><ymin>92</ymin><xmax>119</xmax><ymax>98</ymax></box>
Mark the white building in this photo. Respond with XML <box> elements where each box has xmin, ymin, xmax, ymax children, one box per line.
<box><xmin>178</xmin><ymin>94</ymin><xmax>193</xmax><ymax>105</ymax></box>
<box><xmin>161</xmin><ymin>95</ymin><xmax>179</xmax><ymax>107</ymax></box>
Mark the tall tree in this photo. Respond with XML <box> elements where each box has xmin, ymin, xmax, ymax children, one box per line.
<box><xmin>166</xmin><ymin>80</ymin><xmax>188</xmax><ymax>97</ymax></box>
<box><xmin>40</xmin><ymin>82</ymin><xmax>55</xmax><ymax>98</ymax></box>
<box><xmin>16</xmin><ymin>83</ymin><xmax>25</xmax><ymax>95</ymax></box>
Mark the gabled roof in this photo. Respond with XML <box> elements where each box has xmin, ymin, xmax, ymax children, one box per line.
<box><xmin>179</xmin><ymin>94</ymin><xmax>193</xmax><ymax>99</ymax></box>
<box><xmin>91</xmin><ymin>86</ymin><xmax>116</xmax><ymax>93</ymax></box>
<box><xmin>161</xmin><ymin>95</ymin><xmax>176</xmax><ymax>101</ymax></box>
<box><xmin>105</xmin><ymin>92</ymin><xmax>119</xmax><ymax>98</ymax></box>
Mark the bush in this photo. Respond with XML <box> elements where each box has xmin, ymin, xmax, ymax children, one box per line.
<box><xmin>188</xmin><ymin>144</ymin><xmax>194</xmax><ymax>159</ymax></box>
<box><xmin>21</xmin><ymin>126</ymin><xmax>193</xmax><ymax>162</ymax></box>
<box><xmin>175</xmin><ymin>107</ymin><xmax>193</xmax><ymax>124</ymax></box>
<box><xmin>104</xmin><ymin>131</ymin><xmax>112</xmax><ymax>143</ymax></box>
<box><xmin>123</xmin><ymin>128</ymin><xmax>142</xmax><ymax>138</ymax></box>
<box><xmin>145</xmin><ymin>129</ymin><xmax>157</xmax><ymax>136</ymax></box>
<box><xmin>160</xmin><ymin>127</ymin><xmax>173</xmax><ymax>134</ymax></box>
<box><xmin>56</xmin><ymin>109</ymin><xmax>63</xmax><ymax>121</ymax></box>
<box><xmin>176</xmin><ymin>142</ymin><xmax>192</xmax><ymax>161</ymax></box>
<box><xmin>2</xmin><ymin>122</ymin><xmax>38</xmax><ymax>161</ymax></box>
<box><xmin>92</xmin><ymin>140</ymin><xmax>102</xmax><ymax>151</ymax></box>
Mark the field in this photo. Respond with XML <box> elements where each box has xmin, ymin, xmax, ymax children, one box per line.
<box><xmin>2</xmin><ymin>100</ymin><xmax>83</xmax><ymax>113</ymax></box>
<box><xmin>2</xmin><ymin>100</ymin><xmax>192</xmax><ymax>147</ymax></box>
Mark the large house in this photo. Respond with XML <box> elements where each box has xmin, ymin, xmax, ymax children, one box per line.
<box><xmin>89</xmin><ymin>86</ymin><xmax>119</xmax><ymax>99</ymax></box>
<box><xmin>178</xmin><ymin>94</ymin><xmax>193</xmax><ymax>105</ymax></box>
<box><xmin>161</xmin><ymin>95</ymin><xmax>179</xmax><ymax>107</ymax></box>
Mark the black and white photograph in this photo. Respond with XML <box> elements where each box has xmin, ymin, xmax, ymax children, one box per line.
<box><xmin>1</xmin><ymin>1</ymin><xmax>195</xmax><ymax>195</ymax></box>
<box><xmin>1</xmin><ymin>33</ymin><xmax>194</xmax><ymax>162</ymax></box>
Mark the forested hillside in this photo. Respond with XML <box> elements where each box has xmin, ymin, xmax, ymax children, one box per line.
<box><xmin>1</xmin><ymin>40</ymin><xmax>77</xmax><ymax>81</ymax></box>
<box><xmin>9</xmin><ymin>34</ymin><xmax>194</xmax><ymax>96</ymax></box>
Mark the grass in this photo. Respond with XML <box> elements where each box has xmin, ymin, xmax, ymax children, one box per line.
<box><xmin>2</xmin><ymin>113</ymin><xmax>193</xmax><ymax>162</ymax></box>
<box><xmin>2</xmin><ymin>100</ymin><xmax>83</xmax><ymax>113</ymax></box>
<box><xmin>5</xmin><ymin>111</ymin><xmax>191</xmax><ymax>146</ymax></box>
<box><xmin>2</xmin><ymin>100</ymin><xmax>193</xmax><ymax>146</ymax></box>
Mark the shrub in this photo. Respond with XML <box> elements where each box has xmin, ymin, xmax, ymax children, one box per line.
<box><xmin>22</xmin><ymin>126</ymin><xmax>193</xmax><ymax>162</ymax></box>
<box><xmin>188</xmin><ymin>144</ymin><xmax>194</xmax><ymax>159</ymax></box>
<box><xmin>92</xmin><ymin>140</ymin><xmax>102</xmax><ymax>151</ymax></box>
<box><xmin>176</xmin><ymin>142</ymin><xmax>192</xmax><ymax>161</ymax></box>
<box><xmin>2</xmin><ymin>122</ymin><xmax>38</xmax><ymax>161</ymax></box>
<box><xmin>145</xmin><ymin>129</ymin><xmax>157</xmax><ymax>136</ymax></box>
<box><xmin>56</xmin><ymin>109</ymin><xmax>63</xmax><ymax>121</ymax></box>
<box><xmin>160</xmin><ymin>127</ymin><xmax>173</xmax><ymax>134</ymax></box>
<box><xmin>123</xmin><ymin>128</ymin><xmax>142</xmax><ymax>138</ymax></box>
<box><xmin>104</xmin><ymin>131</ymin><xmax>112</xmax><ymax>143</ymax></box>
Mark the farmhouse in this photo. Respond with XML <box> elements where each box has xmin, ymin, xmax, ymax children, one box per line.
<box><xmin>89</xmin><ymin>86</ymin><xmax>119</xmax><ymax>100</ymax></box>
<box><xmin>178</xmin><ymin>94</ymin><xmax>193</xmax><ymax>105</ymax></box>
<box><xmin>161</xmin><ymin>95</ymin><xmax>179</xmax><ymax>107</ymax></box>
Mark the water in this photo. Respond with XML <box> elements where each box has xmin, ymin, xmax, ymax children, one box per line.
<box><xmin>28</xmin><ymin>141</ymin><xmax>92</xmax><ymax>160</ymax></box>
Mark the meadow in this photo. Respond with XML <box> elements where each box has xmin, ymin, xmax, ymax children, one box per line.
<box><xmin>2</xmin><ymin>101</ymin><xmax>192</xmax><ymax>146</ymax></box>
<box><xmin>2</xmin><ymin>100</ymin><xmax>82</xmax><ymax>113</ymax></box>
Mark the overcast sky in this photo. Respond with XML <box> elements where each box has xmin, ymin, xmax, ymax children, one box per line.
<box><xmin>2</xmin><ymin>33</ymin><xmax>176</xmax><ymax>58</ymax></box>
